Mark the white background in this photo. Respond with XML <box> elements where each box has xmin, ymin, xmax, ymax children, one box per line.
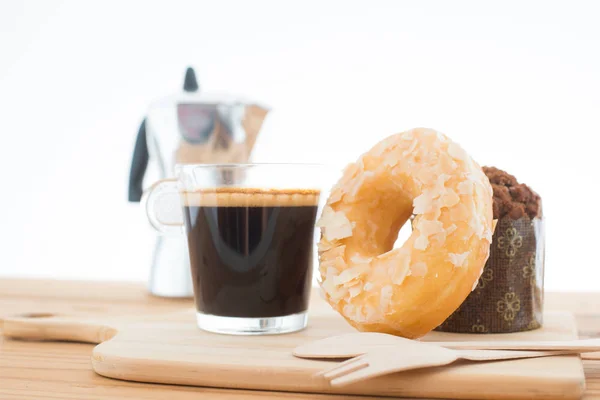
<box><xmin>0</xmin><ymin>0</ymin><xmax>598</xmax><ymax>290</ymax></box>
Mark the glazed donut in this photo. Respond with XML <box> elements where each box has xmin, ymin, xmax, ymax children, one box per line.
<box><xmin>317</xmin><ymin>128</ymin><xmax>493</xmax><ymax>338</ymax></box>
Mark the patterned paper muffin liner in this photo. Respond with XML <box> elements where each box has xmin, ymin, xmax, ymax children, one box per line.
<box><xmin>435</xmin><ymin>215</ymin><xmax>545</xmax><ymax>333</ymax></box>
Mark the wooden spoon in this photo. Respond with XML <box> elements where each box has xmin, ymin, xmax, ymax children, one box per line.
<box><xmin>294</xmin><ymin>332</ymin><xmax>600</xmax><ymax>359</ymax></box>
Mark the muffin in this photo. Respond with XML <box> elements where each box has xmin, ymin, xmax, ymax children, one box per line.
<box><xmin>436</xmin><ymin>166</ymin><xmax>544</xmax><ymax>333</ymax></box>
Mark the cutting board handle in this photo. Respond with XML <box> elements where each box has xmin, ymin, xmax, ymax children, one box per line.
<box><xmin>1</xmin><ymin>313</ymin><xmax>116</xmax><ymax>344</ymax></box>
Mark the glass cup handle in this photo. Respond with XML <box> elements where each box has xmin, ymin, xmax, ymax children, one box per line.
<box><xmin>142</xmin><ymin>178</ymin><xmax>185</xmax><ymax>235</ymax></box>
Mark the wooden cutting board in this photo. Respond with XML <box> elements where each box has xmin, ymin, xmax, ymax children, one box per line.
<box><xmin>1</xmin><ymin>297</ymin><xmax>585</xmax><ymax>400</ymax></box>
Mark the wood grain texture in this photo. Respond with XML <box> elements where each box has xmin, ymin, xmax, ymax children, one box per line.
<box><xmin>24</xmin><ymin>312</ymin><xmax>590</xmax><ymax>399</ymax></box>
<box><xmin>0</xmin><ymin>278</ymin><xmax>599</xmax><ymax>399</ymax></box>
<box><xmin>0</xmin><ymin>284</ymin><xmax>586</xmax><ymax>399</ymax></box>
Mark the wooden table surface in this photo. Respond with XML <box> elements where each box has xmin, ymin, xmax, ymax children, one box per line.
<box><xmin>1</xmin><ymin>278</ymin><xmax>600</xmax><ymax>400</ymax></box>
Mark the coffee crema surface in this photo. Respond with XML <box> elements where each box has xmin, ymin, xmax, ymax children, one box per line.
<box><xmin>182</xmin><ymin>188</ymin><xmax>320</xmax><ymax>318</ymax></box>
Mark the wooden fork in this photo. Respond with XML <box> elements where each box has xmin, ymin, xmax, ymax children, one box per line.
<box><xmin>317</xmin><ymin>343</ymin><xmax>577</xmax><ymax>387</ymax></box>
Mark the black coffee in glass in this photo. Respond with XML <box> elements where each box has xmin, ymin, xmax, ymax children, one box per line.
<box><xmin>182</xmin><ymin>188</ymin><xmax>320</xmax><ymax>321</ymax></box>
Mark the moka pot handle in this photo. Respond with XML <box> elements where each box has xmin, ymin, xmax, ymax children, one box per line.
<box><xmin>128</xmin><ymin>119</ymin><xmax>150</xmax><ymax>202</ymax></box>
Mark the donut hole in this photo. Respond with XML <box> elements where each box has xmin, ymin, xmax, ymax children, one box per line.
<box><xmin>393</xmin><ymin>217</ymin><xmax>413</xmax><ymax>249</ymax></box>
<box><xmin>343</xmin><ymin>188</ymin><xmax>413</xmax><ymax>258</ymax></box>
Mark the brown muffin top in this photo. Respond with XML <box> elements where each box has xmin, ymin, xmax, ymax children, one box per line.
<box><xmin>483</xmin><ymin>166</ymin><xmax>541</xmax><ymax>220</ymax></box>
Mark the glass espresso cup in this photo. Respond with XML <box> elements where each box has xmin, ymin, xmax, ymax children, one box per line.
<box><xmin>144</xmin><ymin>164</ymin><xmax>323</xmax><ymax>335</ymax></box>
